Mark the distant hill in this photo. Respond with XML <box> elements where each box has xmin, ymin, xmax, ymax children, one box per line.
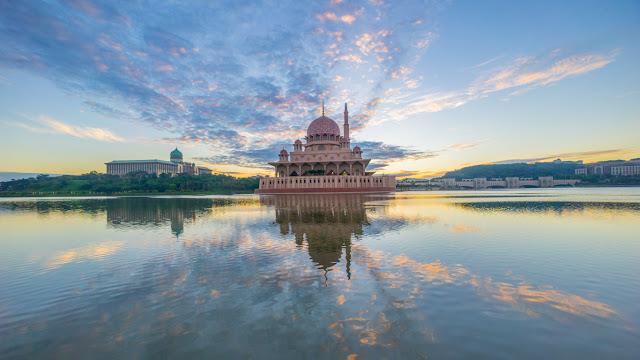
<box><xmin>440</xmin><ymin>162</ymin><xmax>580</xmax><ymax>180</ymax></box>
<box><xmin>0</xmin><ymin>172</ymin><xmax>63</xmax><ymax>182</ymax></box>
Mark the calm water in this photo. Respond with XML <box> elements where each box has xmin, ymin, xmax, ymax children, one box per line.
<box><xmin>1</xmin><ymin>188</ymin><xmax>639</xmax><ymax>359</ymax></box>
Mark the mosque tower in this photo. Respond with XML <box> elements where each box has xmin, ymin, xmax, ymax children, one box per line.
<box><xmin>344</xmin><ymin>103</ymin><xmax>349</xmax><ymax>140</ymax></box>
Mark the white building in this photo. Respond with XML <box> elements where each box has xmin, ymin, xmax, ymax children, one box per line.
<box><xmin>106</xmin><ymin>148</ymin><xmax>212</xmax><ymax>176</ymax></box>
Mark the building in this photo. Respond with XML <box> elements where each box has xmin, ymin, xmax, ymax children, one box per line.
<box><xmin>255</xmin><ymin>103</ymin><xmax>395</xmax><ymax>194</ymax></box>
<box><xmin>575</xmin><ymin>159</ymin><xmax>640</xmax><ymax>176</ymax></box>
<box><xmin>400</xmin><ymin>176</ymin><xmax>580</xmax><ymax>189</ymax></box>
<box><xmin>552</xmin><ymin>158</ymin><xmax>583</xmax><ymax>164</ymax></box>
<box><xmin>105</xmin><ymin>148</ymin><xmax>212</xmax><ymax>176</ymax></box>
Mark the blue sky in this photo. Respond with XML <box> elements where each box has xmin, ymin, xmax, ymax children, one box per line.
<box><xmin>1</xmin><ymin>0</ymin><xmax>638</xmax><ymax>177</ymax></box>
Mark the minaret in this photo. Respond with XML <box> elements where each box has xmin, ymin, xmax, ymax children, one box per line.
<box><xmin>343</xmin><ymin>103</ymin><xmax>349</xmax><ymax>140</ymax></box>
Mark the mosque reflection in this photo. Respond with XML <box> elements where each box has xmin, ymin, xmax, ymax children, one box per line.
<box><xmin>261</xmin><ymin>194</ymin><xmax>375</xmax><ymax>276</ymax></box>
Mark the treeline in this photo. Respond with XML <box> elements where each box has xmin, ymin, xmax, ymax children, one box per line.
<box><xmin>0</xmin><ymin>171</ymin><xmax>260</xmax><ymax>196</ymax></box>
<box><xmin>438</xmin><ymin>162</ymin><xmax>640</xmax><ymax>185</ymax></box>
<box><xmin>440</xmin><ymin>162</ymin><xmax>580</xmax><ymax>180</ymax></box>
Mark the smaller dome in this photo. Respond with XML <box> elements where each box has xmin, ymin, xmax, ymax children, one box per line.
<box><xmin>294</xmin><ymin>139</ymin><xmax>302</xmax><ymax>144</ymax></box>
<box><xmin>340</xmin><ymin>138</ymin><xmax>348</xmax><ymax>142</ymax></box>
<box><xmin>280</xmin><ymin>149</ymin><xmax>288</xmax><ymax>155</ymax></box>
<box><xmin>170</xmin><ymin>147</ymin><xmax>183</xmax><ymax>157</ymax></box>
<box><xmin>353</xmin><ymin>146</ymin><xmax>361</xmax><ymax>152</ymax></box>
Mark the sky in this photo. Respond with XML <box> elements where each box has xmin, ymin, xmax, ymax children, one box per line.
<box><xmin>0</xmin><ymin>0</ymin><xmax>638</xmax><ymax>178</ymax></box>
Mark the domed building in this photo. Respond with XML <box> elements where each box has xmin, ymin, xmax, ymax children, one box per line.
<box><xmin>256</xmin><ymin>103</ymin><xmax>395</xmax><ymax>194</ymax></box>
<box><xmin>105</xmin><ymin>148</ymin><xmax>212</xmax><ymax>176</ymax></box>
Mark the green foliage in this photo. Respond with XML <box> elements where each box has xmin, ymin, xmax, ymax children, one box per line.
<box><xmin>440</xmin><ymin>162</ymin><xmax>580</xmax><ymax>180</ymax></box>
<box><xmin>306</xmin><ymin>169</ymin><xmax>325</xmax><ymax>176</ymax></box>
<box><xmin>435</xmin><ymin>161</ymin><xmax>640</xmax><ymax>186</ymax></box>
<box><xmin>576</xmin><ymin>174</ymin><xmax>640</xmax><ymax>185</ymax></box>
<box><xmin>0</xmin><ymin>172</ymin><xmax>260</xmax><ymax>196</ymax></box>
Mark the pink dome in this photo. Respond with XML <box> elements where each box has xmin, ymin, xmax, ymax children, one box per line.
<box><xmin>340</xmin><ymin>137</ymin><xmax>348</xmax><ymax>142</ymax></box>
<box><xmin>307</xmin><ymin>116</ymin><xmax>340</xmax><ymax>138</ymax></box>
<box><xmin>294</xmin><ymin>139</ymin><xmax>302</xmax><ymax>144</ymax></box>
<box><xmin>280</xmin><ymin>149</ymin><xmax>288</xmax><ymax>155</ymax></box>
<box><xmin>353</xmin><ymin>146</ymin><xmax>361</xmax><ymax>152</ymax></box>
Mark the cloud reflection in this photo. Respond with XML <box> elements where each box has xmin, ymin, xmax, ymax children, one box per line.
<box><xmin>41</xmin><ymin>240</ymin><xmax>125</xmax><ymax>271</ymax></box>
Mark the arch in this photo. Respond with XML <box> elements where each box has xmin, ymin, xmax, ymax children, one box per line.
<box><xmin>330</xmin><ymin>134</ymin><xmax>335</xmax><ymax>141</ymax></box>
<box><xmin>315</xmin><ymin>135</ymin><xmax>320</xmax><ymax>141</ymax></box>
<box><xmin>325</xmin><ymin>162</ymin><xmax>338</xmax><ymax>175</ymax></box>
<box><xmin>322</xmin><ymin>134</ymin><xmax>327</xmax><ymax>140</ymax></box>
<box><xmin>352</xmin><ymin>161</ymin><xmax>365</xmax><ymax>176</ymax></box>
<box><xmin>338</xmin><ymin>162</ymin><xmax>350</xmax><ymax>175</ymax></box>
<box><xmin>301</xmin><ymin>163</ymin><xmax>312</xmax><ymax>176</ymax></box>
<box><xmin>290</xmin><ymin>170</ymin><xmax>299</xmax><ymax>176</ymax></box>
<box><xmin>276</xmin><ymin>164</ymin><xmax>287</xmax><ymax>177</ymax></box>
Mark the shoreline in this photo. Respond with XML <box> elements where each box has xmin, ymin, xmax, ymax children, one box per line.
<box><xmin>2</xmin><ymin>184</ymin><xmax>640</xmax><ymax>198</ymax></box>
<box><xmin>0</xmin><ymin>190</ymin><xmax>256</xmax><ymax>198</ymax></box>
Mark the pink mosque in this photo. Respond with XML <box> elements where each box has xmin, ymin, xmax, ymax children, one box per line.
<box><xmin>255</xmin><ymin>103</ymin><xmax>396</xmax><ymax>194</ymax></box>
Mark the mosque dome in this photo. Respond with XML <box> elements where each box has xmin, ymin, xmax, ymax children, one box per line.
<box><xmin>294</xmin><ymin>139</ymin><xmax>302</xmax><ymax>144</ymax></box>
<box><xmin>280</xmin><ymin>149</ymin><xmax>288</xmax><ymax>155</ymax></box>
<box><xmin>170</xmin><ymin>147</ymin><xmax>183</xmax><ymax>158</ymax></box>
<box><xmin>353</xmin><ymin>146</ymin><xmax>361</xmax><ymax>152</ymax></box>
<box><xmin>307</xmin><ymin>116</ymin><xmax>340</xmax><ymax>138</ymax></box>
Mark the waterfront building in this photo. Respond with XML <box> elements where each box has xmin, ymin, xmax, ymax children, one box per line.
<box><xmin>105</xmin><ymin>148</ymin><xmax>212</xmax><ymax>176</ymax></box>
<box><xmin>399</xmin><ymin>177</ymin><xmax>580</xmax><ymax>189</ymax></box>
<box><xmin>575</xmin><ymin>159</ymin><xmax>640</xmax><ymax>176</ymax></box>
<box><xmin>255</xmin><ymin>103</ymin><xmax>395</xmax><ymax>194</ymax></box>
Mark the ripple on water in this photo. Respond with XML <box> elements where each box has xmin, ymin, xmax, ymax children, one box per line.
<box><xmin>0</xmin><ymin>191</ymin><xmax>639</xmax><ymax>359</ymax></box>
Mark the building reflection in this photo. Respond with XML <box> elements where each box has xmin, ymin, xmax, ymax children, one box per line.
<box><xmin>261</xmin><ymin>194</ymin><xmax>375</xmax><ymax>277</ymax></box>
<box><xmin>106</xmin><ymin>197</ymin><xmax>226</xmax><ymax>237</ymax></box>
<box><xmin>453</xmin><ymin>201</ymin><xmax>640</xmax><ymax>215</ymax></box>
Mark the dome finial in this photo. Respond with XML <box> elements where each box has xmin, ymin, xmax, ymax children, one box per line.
<box><xmin>322</xmin><ymin>100</ymin><xmax>325</xmax><ymax>116</ymax></box>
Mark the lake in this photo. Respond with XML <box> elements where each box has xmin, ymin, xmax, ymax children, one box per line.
<box><xmin>1</xmin><ymin>188</ymin><xmax>639</xmax><ymax>359</ymax></box>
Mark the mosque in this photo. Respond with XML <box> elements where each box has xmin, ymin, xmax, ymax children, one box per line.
<box><xmin>105</xmin><ymin>148</ymin><xmax>212</xmax><ymax>176</ymax></box>
<box><xmin>255</xmin><ymin>103</ymin><xmax>396</xmax><ymax>194</ymax></box>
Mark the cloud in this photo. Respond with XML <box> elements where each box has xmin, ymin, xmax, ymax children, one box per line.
<box><xmin>0</xmin><ymin>0</ymin><xmax>448</xmax><ymax>168</ymax></box>
<box><xmin>448</xmin><ymin>143</ymin><xmax>480</xmax><ymax>151</ymax></box>
<box><xmin>448</xmin><ymin>140</ymin><xmax>487</xmax><ymax>151</ymax></box>
<box><xmin>5</xmin><ymin>115</ymin><xmax>124</xmax><ymax>142</ymax></box>
<box><xmin>390</xmin><ymin>169</ymin><xmax>448</xmax><ymax>179</ymax></box>
<box><xmin>491</xmin><ymin>148</ymin><xmax>634</xmax><ymax>164</ymax></box>
<box><xmin>341</xmin><ymin>14</ymin><xmax>356</xmax><ymax>24</ymax></box>
<box><xmin>316</xmin><ymin>12</ymin><xmax>338</xmax><ymax>21</ymax></box>
<box><xmin>354</xmin><ymin>140</ymin><xmax>440</xmax><ymax>172</ymax></box>
<box><xmin>193</xmin><ymin>139</ymin><xmax>440</xmax><ymax>173</ymax></box>
<box><xmin>386</xmin><ymin>49</ymin><xmax>617</xmax><ymax>122</ymax></box>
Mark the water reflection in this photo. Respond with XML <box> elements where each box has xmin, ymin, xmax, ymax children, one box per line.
<box><xmin>453</xmin><ymin>201</ymin><xmax>640</xmax><ymax>215</ymax></box>
<box><xmin>263</xmin><ymin>194</ymin><xmax>371</xmax><ymax>276</ymax></box>
<box><xmin>105</xmin><ymin>197</ymin><xmax>227</xmax><ymax>237</ymax></box>
<box><xmin>0</xmin><ymin>191</ymin><xmax>638</xmax><ymax>359</ymax></box>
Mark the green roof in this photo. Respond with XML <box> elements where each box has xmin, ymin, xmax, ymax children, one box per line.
<box><xmin>170</xmin><ymin>147</ymin><xmax>183</xmax><ymax>157</ymax></box>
